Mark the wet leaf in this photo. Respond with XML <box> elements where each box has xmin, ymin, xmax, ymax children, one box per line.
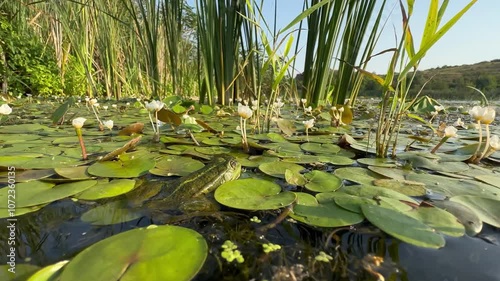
<box><xmin>60</xmin><ymin>225</ymin><xmax>207</xmax><ymax>281</ymax></box>
<box><xmin>259</xmin><ymin>161</ymin><xmax>304</xmax><ymax>179</ymax></box>
<box><xmin>303</xmin><ymin>170</ymin><xmax>342</xmax><ymax>192</ymax></box>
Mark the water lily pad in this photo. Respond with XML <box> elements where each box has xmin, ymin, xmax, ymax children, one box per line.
<box><xmin>475</xmin><ymin>174</ymin><xmax>500</xmax><ymax>189</ymax></box>
<box><xmin>361</xmin><ymin>204</ymin><xmax>445</xmax><ymax>249</ymax></box>
<box><xmin>151</xmin><ymin>156</ymin><xmax>204</xmax><ymax>177</ymax></box>
<box><xmin>431</xmin><ymin>200</ymin><xmax>483</xmax><ymax>236</ymax></box>
<box><xmin>339</xmin><ymin>185</ymin><xmax>418</xmax><ymax>204</ymax></box>
<box><xmin>408</xmin><ymin>173</ymin><xmax>500</xmax><ymax>199</ymax></box>
<box><xmin>398</xmin><ymin>154</ymin><xmax>469</xmax><ymax>173</ymax></box>
<box><xmin>214</xmin><ymin>178</ymin><xmax>296</xmax><ymax>210</ymax></box>
<box><xmin>317</xmin><ymin>155</ymin><xmax>355</xmax><ymax>165</ymax></box>
<box><xmin>0</xmin><ymin>264</ymin><xmax>40</xmax><ymax>281</ymax></box>
<box><xmin>75</xmin><ymin>179</ymin><xmax>137</xmax><ymax>200</ymax></box>
<box><xmin>328</xmin><ymin>193</ymin><xmax>412</xmax><ymax>214</ymax></box>
<box><xmin>26</xmin><ymin>260</ymin><xmax>68</xmax><ymax>281</ymax></box>
<box><xmin>406</xmin><ymin>206</ymin><xmax>465</xmax><ymax>237</ymax></box>
<box><xmin>285</xmin><ymin>169</ymin><xmax>307</xmax><ymax>186</ymax></box>
<box><xmin>88</xmin><ymin>157</ymin><xmax>155</xmax><ymax>178</ymax></box>
<box><xmin>300</xmin><ymin>143</ymin><xmax>340</xmax><ymax>154</ymax></box>
<box><xmin>9</xmin><ymin>169</ymin><xmax>55</xmax><ymax>182</ymax></box>
<box><xmin>450</xmin><ymin>195</ymin><xmax>500</xmax><ymax>228</ymax></box>
<box><xmin>60</xmin><ymin>225</ymin><xmax>207</xmax><ymax>281</ymax></box>
<box><xmin>0</xmin><ymin>180</ymin><xmax>97</xmax><ymax>208</ymax></box>
<box><xmin>334</xmin><ymin>167</ymin><xmax>383</xmax><ymax>185</ymax></box>
<box><xmin>80</xmin><ymin>201</ymin><xmax>144</xmax><ymax>225</ymax></box>
<box><xmin>303</xmin><ymin>171</ymin><xmax>342</xmax><ymax>192</ymax></box>
<box><xmin>259</xmin><ymin>161</ymin><xmax>304</xmax><ymax>179</ymax></box>
<box><xmin>372</xmin><ymin>179</ymin><xmax>427</xmax><ymax>196</ymax></box>
<box><xmin>0</xmin><ymin>204</ymin><xmax>46</xmax><ymax>219</ymax></box>
<box><xmin>290</xmin><ymin>199</ymin><xmax>364</xmax><ymax>227</ymax></box>
<box><xmin>357</xmin><ymin>158</ymin><xmax>396</xmax><ymax>167</ymax></box>
<box><xmin>55</xmin><ymin>166</ymin><xmax>92</xmax><ymax>180</ymax></box>
<box><xmin>194</xmin><ymin>146</ymin><xmax>231</xmax><ymax>155</ymax></box>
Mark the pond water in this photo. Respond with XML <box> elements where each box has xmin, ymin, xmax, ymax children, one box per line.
<box><xmin>0</xmin><ymin>98</ymin><xmax>499</xmax><ymax>280</ymax></box>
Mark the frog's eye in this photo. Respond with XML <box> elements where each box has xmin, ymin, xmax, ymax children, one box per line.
<box><xmin>229</xmin><ymin>159</ymin><xmax>238</xmax><ymax>168</ymax></box>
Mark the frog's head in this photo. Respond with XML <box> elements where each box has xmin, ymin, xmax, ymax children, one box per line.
<box><xmin>223</xmin><ymin>155</ymin><xmax>241</xmax><ymax>182</ymax></box>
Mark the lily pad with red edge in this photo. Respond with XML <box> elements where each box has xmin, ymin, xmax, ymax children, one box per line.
<box><xmin>214</xmin><ymin>178</ymin><xmax>296</xmax><ymax>210</ymax></box>
<box><xmin>59</xmin><ymin>225</ymin><xmax>208</xmax><ymax>281</ymax></box>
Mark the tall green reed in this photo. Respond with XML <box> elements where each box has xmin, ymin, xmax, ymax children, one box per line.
<box><xmin>365</xmin><ymin>0</ymin><xmax>477</xmax><ymax>158</ymax></box>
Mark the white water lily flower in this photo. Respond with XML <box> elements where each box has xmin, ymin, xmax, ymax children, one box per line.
<box><xmin>434</xmin><ymin>105</ymin><xmax>445</xmax><ymax>112</ymax></box>
<box><xmin>72</xmin><ymin>117</ymin><xmax>87</xmax><ymax>129</ymax></box>
<box><xmin>0</xmin><ymin>104</ymin><xmax>12</xmax><ymax>115</ymax></box>
<box><xmin>182</xmin><ymin>114</ymin><xmax>197</xmax><ymax>125</ymax></box>
<box><xmin>93</xmin><ymin>103</ymin><xmax>100</xmax><ymax>108</ymax></box>
<box><xmin>469</xmin><ymin>105</ymin><xmax>495</xmax><ymax>123</ymax></box>
<box><xmin>453</xmin><ymin>118</ymin><xmax>465</xmax><ymax>128</ymax></box>
<box><xmin>489</xmin><ymin>135</ymin><xmax>500</xmax><ymax>150</ymax></box>
<box><xmin>338</xmin><ymin>107</ymin><xmax>345</xmax><ymax>113</ymax></box>
<box><xmin>103</xmin><ymin>120</ymin><xmax>114</xmax><ymax>130</ymax></box>
<box><xmin>89</xmin><ymin>98</ymin><xmax>98</xmax><ymax>106</ymax></box>
<box><xmin>145</xmin><ymin>100</ymin><xmax>164</xmax><ymax>112</ymax></box>
<box><xmin>251</xmin><ymin>99</ymin><xmax>258</xmax><ymax>106</ymax></box>
<box><xmin>85</xmin><ymin>97</ymin><xmax>90</xmax><ymax>102</ymax></box>
<box><xmin>238</xmin><ymin>103</ymin><xmax>253</xmax><ymax>119</ymax></box>
<box><xmin>304</xmin><ymin>106</ymin><xmax>312</xmax><ymax>114</ymax></box>
<box><xmin>301</xmin><ymin>98</ymin><xmax>307</xmax><ymax>104</ymax></box>
<box><xmin>303</xmin><ymin>119</ymin><xmax>315</xmax><ymax>129</ymax></box>
<box><xmin>444</xmin><ymin>126</ymin><xmax>458</xmax><ymax>138</ymax></box>
<box><xmin>112</xmin><ymin>104</ymin><xmax>117</xmax><ymax>109</ymax></box>
<box><xmin>103</xmin><ymin>105</ymin><xmax>108</xmax><ymax>110</ymax></box>
<box><xmin>482</xmin><ymin>107</ymin><xmax>496</xmax><ymax>124</ymax></box>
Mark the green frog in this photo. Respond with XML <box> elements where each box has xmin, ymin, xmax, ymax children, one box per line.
<box><xmin>128</xmin><ymin>154</ymin><xmax>241</xmax><ymax>216</ymax></box>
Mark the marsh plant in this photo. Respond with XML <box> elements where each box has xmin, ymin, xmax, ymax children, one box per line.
<box><xmin>72</xmin><ymin>117</ymin><xmax>88</xmax><ymax>160</ymax></box>
<box><xmin>366</xmin><ymin>0</ymin><xmax>477</xmax><ymax>157</ymax></box>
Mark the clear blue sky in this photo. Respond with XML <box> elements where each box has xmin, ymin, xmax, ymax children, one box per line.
<box><xmin>259</xmin><ymin>0</ymin><xmax>499</xmax><ymax>73</ymax></box>
<box><xmin>188</xmin><ymin>0</ymin><xmax>499</xmax><ymax>74</ymax></box>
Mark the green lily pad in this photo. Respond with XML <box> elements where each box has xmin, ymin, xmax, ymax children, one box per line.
<box><xmin>372</xmin><ymin>179</ymin><xmax>427</xmax><ymax>196</ymax></box>
<box><xmin>55</xmin><ymin>166</ymin><xmax>92</xmax><ymax>180</ymax></box>
<box><xmin>300</xmin><ymin>143</ymin><xmax>340</xmax><ymax>154</ymax></box>
<box><xmin>75</xmin><ymin>179</ymin><xmax>137</xmax><ymax>200</ymax></box>
<box><xmin>431</xmin><ymin>200</ymin><xmax>483</xmax><ymax>236</ymax></box>
<box><xmin>357</xmin><ymin>158</ymin><xmax>396</xmax><ymax>167</ymax></box>
<box><xmin>303</xmin><ymin>170</ymin><xmax>342</xmax><ymax>192</ymax></box>
<box><xmin>88</xmin><ymin>157</ymin><xmax>155</xmax><ymax>178</ymax></box>
<box><xmin>214</xmin><ymin>178</ymin><xmax>297</xmax><ymax>210</ymax></box>
<box><xmin>475</xmin><ymin>174</ymin><xmax>500</xmax><ymax>189</ymax></box>
<box><xmin>0</xmin><ymin>204</ymin><xmax>46</xmax><ymax>219</ymax></box>
<box><xmin>361</xmin><ymin>204</ymin><xmax>445</xmax><ymax>249</ymax></box>
<box><xmin>26</xmin><ymin>260</ymin><xmax>68</xmax><ymax>281</ymax></box>
<box><xmin>290</xmin><ymin>199</ymin><xmax>364</xmax><ymax>227</ymax></box>
<box><xmin>285</xmin><ymin>169</ymin><xmax>307</xmax><ymax>186</ymax></box>
<box><xmin>0</xmin><ymin>180</ymin><xmax>97</xmax><ymax>208</ymax></box>
<box><xmin>398</xmin><ymin>154</ymin><xmax>469</xmax><ymax>173</ymax></box>
<box><xmin>367</xmin><ymin>166</ymin><xmax>413</xmax><ymax>181</ymax></box>
<box><xmin>80</xmin><ymin>201</ymin><xmax>144</xmax><ymax>225</ymax></box>
<box><xmin>406</xmin><ymin>206</ymin><xmax>465</xmax><ymax>237</ymax></box>
<box><xmin>259</xmin><ymin>161</ymin><xmax>304</xmax><ymax>179</ymax></box>
<box><xmin>339</xmin><ymin>185</ymin><xmax>419</xmax><ymax>204</ymax></box>
<box><xmin>151</xmin><ymin>156</ymin><xmax>204</xmax><ymax>177</ymax></box>
<box><xmin>60</xmin><ymin>225</ymin><xmax>207</xmax><ymax>281</ymax></box>
<box><xmin>334</xmin><ymin>167</ymin><xmax>383</xmax><ymax>185</ymax></box>
<box><xmin>328</xmin><ymin>193</ymin><xmax>412</xmax><ymax>214</ymax></box>
<box><xmin>0</xmin><ymin>264</ymin><xmax>40</xmax><ymax>281</ymax></box>
<box><xmin>450</xmin><ymin>195</ymin><xmax>500</xmax><ymax>228</ymax></box>
<box><xmin>6</xmin><ymin>169</ymin><xmax>55</xmax><ymax>183</ymax></box>
<box><xmin>317</xmin><ymin>155</ymin><xmax>355</xmax><ymax>165</ymax></box>
<box><xmin>408</xmin><ymin>173</ymin><xmax>500</xmax><ymax>199</ymax></box>
<box><xmin>194</xmin><ymin>146</ymin><xmax>231</xmax><ymax>155</ymax></box>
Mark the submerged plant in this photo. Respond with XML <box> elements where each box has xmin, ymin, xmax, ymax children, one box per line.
<box><xmin>262</xmin><ymin>243</ymin><xmax>281</xmax><ymax>254</ymax></box>
<box><xmin>72</xmin><ymin>117</ymin><xmax>88</xmax><ymax>160</ymax></box>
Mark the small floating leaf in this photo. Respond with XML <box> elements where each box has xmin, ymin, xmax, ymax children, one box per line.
<box><xmin>303</xmin><ymin>171</ymin><xmax>342</xmax><ymax>192</ymax></box>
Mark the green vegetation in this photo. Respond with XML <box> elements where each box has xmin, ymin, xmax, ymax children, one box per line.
<box><xmin>358</xmin><ymin>59</ymin><xmax>500</xmax><ymax>100</ymax></box>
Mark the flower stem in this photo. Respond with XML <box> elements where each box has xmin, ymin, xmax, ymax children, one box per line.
<box><xmin>470</xmin><ymin>121</ymin><xmax>482</xmax><ymax>162</ymax></box>
<box><xmin>430</xmin><ymin>137</ymin><xmax>449</xmax><ymax>154</ymax></box>
<box><xmin>479</xmin><ymin>124</ymin><xmax>491</xmax><ymax>160</ymax></box>
<box><xmin>148</xmin><ymin>112</ymin><xmax>156</xmax><ymax>133</ymax></box>
<box><xmin>75</xmin><ymin>128</ymin><xmax>88</xmax><ymax>160</ymax></box>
